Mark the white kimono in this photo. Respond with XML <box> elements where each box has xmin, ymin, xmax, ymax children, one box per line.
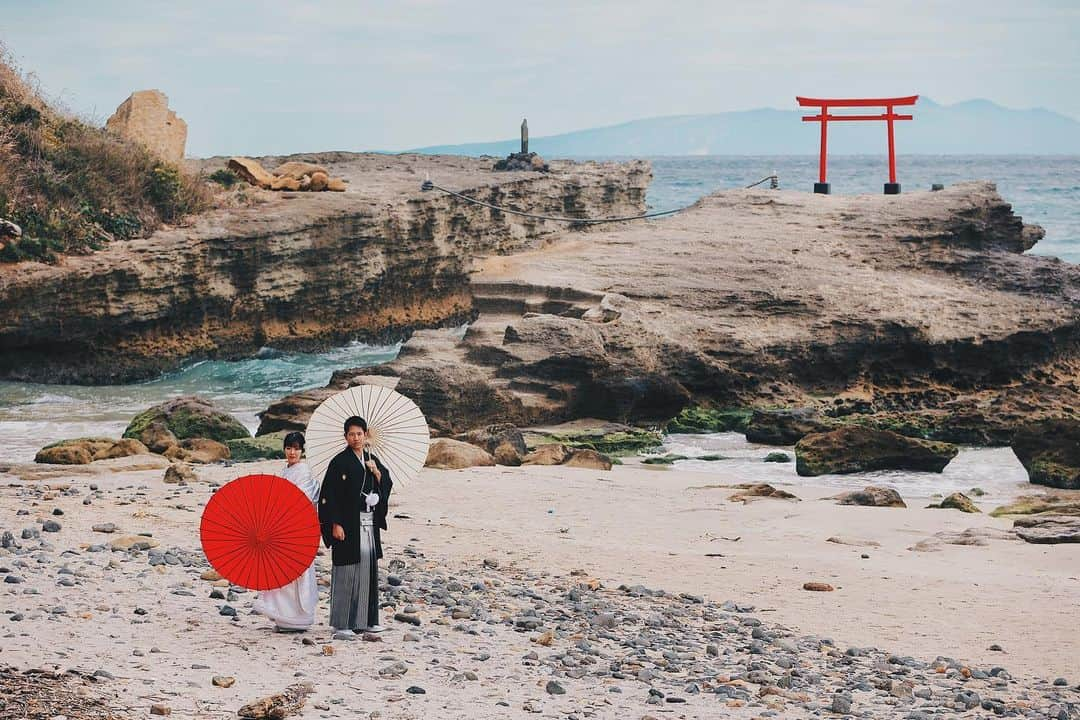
<box><xmin>253</xmin><ymin>461</ymin><xmax>320</xmax><ymax>630</ymax></box>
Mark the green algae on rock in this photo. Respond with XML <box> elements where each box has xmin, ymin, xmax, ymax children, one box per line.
<box><xmin>666</xmin><ymin>407</ymin><xmax>751</xmax><ymax>434</ymax></box>
<box><xmin>524</xmin><ymin>422</ymin><xmax>662</xmax><ymax>457</ymax></box>
<box><xmin>1011</xmin><ymin>420</ymin><xmax>1080</xmax><ymax>490</ymax></box>
<box><xmin>225</xmin><ymin>432</ymin><xmax>289</xmax><ymax>462</ymax></box>
<box><xmin>123</xmin><ymin>397</ymin><xmax>250</xmax><ymax>445</ymax></box>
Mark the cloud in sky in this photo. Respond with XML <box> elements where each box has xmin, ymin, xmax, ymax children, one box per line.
<box><xmin>2</xmin><ymin>0</ymin><xmax>1077</xmax><ymax>156</ymax></box>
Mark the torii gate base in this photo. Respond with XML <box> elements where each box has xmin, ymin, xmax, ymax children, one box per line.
<box><xmin>797</xmin><ymin>95</ymin><xmax>918</xmax><ymax>195</ymax></box>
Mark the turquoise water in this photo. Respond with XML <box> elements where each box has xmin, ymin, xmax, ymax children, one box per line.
<box><xmin>1</xmin><ymin>156</ymin><xmax>1076</xmax><ymax>462</ymax></box>
<box><xmin>0</xmin><ymin>341</ymin><xmax>402</xmax><ymax>463</ymax></box>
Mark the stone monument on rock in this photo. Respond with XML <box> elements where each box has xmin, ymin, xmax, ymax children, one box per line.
<box><xmin>105</xmin><ymin>89</ymin><xmax>187</xmax><ymax>165</ymax></box>
<box><xmin>493</xmin><ymin>117</ymin><xmax>549</xmax><ymax>172</ymax></box>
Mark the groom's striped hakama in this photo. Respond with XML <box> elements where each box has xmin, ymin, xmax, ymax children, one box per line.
<box><xmin>328</xmin><ymin>514</ymin><xmax>379</xmax><ymax>630</ymax></box>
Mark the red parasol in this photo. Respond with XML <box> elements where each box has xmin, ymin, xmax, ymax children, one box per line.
<box><xmin>199</xmin><ymin>474</ymin><xmax>320</xmax><ymax>591</ymax></box>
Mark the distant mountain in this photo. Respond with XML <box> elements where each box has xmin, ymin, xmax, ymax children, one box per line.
<box><xmin>411</xmin><ymin>99</ymin><xmax>1080</xmax><ymax>156</ymax></box>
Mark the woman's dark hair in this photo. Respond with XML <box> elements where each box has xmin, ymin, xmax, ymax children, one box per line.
<box><xmin>343</xmin><ymin>416</ymin><xmax>368</xmax><ymax>434</ymax></box>
<box><xmin>283</xmin><ymin>431</ymin><xmax>306</xmax><ymax>450</ymax></box>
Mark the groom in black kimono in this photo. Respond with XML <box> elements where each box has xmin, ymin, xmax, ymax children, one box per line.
<box><xmin>318</xmin><ymin>415</ymin><xmax>392</xmax><ymax>638</ymax></box>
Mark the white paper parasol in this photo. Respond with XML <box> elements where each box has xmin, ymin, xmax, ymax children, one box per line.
<box><xmin>304</xmin><ymin>385</ymin><xmax>430</xmax><ymax>486</ymax></box>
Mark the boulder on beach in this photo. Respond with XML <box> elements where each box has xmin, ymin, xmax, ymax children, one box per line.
<box><xmin>138</xmin><ymin>421</ymin><xmax>180</xmax><ymax>453</ymax></box>
<box><xmin>795</xmin><ymin>426</ymin><xmax>957</xmax><ymax>477</ymax></box>
<box><xmin>989</xmin><ymin>493</ymin><xmax>1080</xmax><ymax>518</ymax></box>
<box><xmin>744</xmin><ymin>408</ymin><xmax>834</xmax><ymax>446</ymax></box>
<box><xmin>255</xmin><ymin>375</ymin><xmax>401</xmax><ymax>436</ymax></box>
<box><xmin>34</xmin><ymin>437</ymin><xmax>150</xmax><ymax>465</ymax></box>
<box><xmin>163</xmin><ymin>462</ymin><xmax>197</xmax><ymax>484</ymax></box>
<box><xmin>255</xmin><ymin>387</ymin><xmax>337</xmax><ymax>436</ymax></box>
<box><xmin>831</xmin><ymin>486</ymin><xmax>907</xmax><ymax>508</ymax></box>
<box><xmin>96</xmin><ymin>437</ymin><xmax>150</xmax><ymax>460</ymax></box>
<box><xmin>729</xmin><ymin>483</ymin><xmax>799</xmax><ymax>503</ymax></box>
<box><xmin>563</xmin><ymin>448</ymin><xmax>613</xmax><ymax>471</ymax></box>
<box><xmin>523</xmin><ymin>420</ymin><xmax>662</xmax><ymax>456</ymax></box>
<box><xmin>523</xmin><ymin>443</ymin><xmax>571</xmax><ymax>466</ymax></box>
<box><xmin>424</xmin><ymin>438</ymin><xmax>495</xmax><ymax>470</ymax></box>
<box><xmin>520</xmin><ymin>443</ymin><xmax>613</xmax><ymax>470</ymax></box>
<box><xmin>34</xmin><ymin>443</ymin><xmax>94</xmax><ymax>465</ymax></box>
<box><xmin>492</xmin><ymin>441</ymin><xmax>523</xmax><ymax>466</ymax></box>
<box><xmin>164</xmin><ymin>437</ymin><xmax>230</xmax><ymax>464</ymax></box>
<box><xmin>929</xmin><ymin>492</ymin><xmax>981</xmax><ymax>513</ymax></box>
<box><xmin>1012</xmin><ymin>515</ymin><xmax>1080</xmax><ymax>544</ymax></box>
<box><xmin>124</xmin><ymin>396</ymin><xmax>250</xmax><ymax>447</ymax></box>
<box><xmin>1011</xmin><ymin>419</ymin><xmax>1080</xmax><ymax>490</ymax></box>
<box><xmin>455</xmin><ymin>423</ymin><xmax>527</xmax><ymax>457</ymax></box>
<box><xmin>226</xmin><ymin>431</ymin><xmax>288</xmax><ymax>462</ymax></box>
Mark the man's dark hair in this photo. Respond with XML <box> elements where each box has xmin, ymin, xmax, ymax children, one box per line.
<box><xmin>282</xmin><ymin>431</ymin><xmax>305</xmax><ymax>450</ymax></box>
<box><xmin>343</xmin><ymin>416</ymin><xmax>368</xmax><ymax>435</ymax></box>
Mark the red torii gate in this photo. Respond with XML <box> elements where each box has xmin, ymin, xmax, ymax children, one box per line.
<box><xmin>796</xmin><ymin>95</ymin><xmax>918</xmax><ymax>195</ymax></box>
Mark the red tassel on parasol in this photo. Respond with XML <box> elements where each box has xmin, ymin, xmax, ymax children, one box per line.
<box><xmin>199</xmin><ymin>474</ymin><xmax>320</xmax><ymax>591</ymax></box>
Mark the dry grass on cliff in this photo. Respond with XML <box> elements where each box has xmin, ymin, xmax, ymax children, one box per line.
<box><xmin>0</xmin><ymin>45</ymin><xmax>210</xmax><ymax>263</ymax></box>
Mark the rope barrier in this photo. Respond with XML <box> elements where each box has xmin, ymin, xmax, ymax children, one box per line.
<box><xmin>420</xmin><ymin>172</ymin><xmax>779</xmax><ymax>225</ymax></box>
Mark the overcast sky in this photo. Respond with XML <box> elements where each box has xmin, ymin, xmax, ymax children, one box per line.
<box><xmin>2</xmin><ymin>0</ymin><xmax>1078</xmax><ymax>156</ymax></box>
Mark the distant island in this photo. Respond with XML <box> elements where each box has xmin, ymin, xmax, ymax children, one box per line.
<box><xmin>412</xmin><ymin>98</ymin><xmax>1080</xmax><ymax>156</ymax></box>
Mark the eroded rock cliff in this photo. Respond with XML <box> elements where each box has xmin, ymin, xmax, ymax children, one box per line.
<box><xmin>0</xmin><ymin>153</ymin><xmax>650</xmax><ymax>382</ymax></box>
<box><xmin>259</xmin><ymin>182</ymin><xmax>1079</xmax><ymax>441</ymax></box>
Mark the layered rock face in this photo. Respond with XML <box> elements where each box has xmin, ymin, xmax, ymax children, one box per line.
<box><xmin>105</xmin><ymin>90</ymin><xmax>187</xmax><ymax>164</ymax></box>
<box><xmin>0</xmin><ymin>154</ymin><xmax>649</xmax><ymax>383</ymax></box>
<box><xmin>261</xmin><ymin>182</ymin><xmax>1077</xmax><ymax>439</ymax></box>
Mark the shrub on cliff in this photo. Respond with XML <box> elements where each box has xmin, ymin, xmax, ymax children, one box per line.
<box><xmin>0</xmin><ymin>45</ymin><xmax>210</xmax><ymax>263</ymax></box>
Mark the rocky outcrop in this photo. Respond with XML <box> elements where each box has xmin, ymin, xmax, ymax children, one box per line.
<box><xmin>163</xmin><ymin>462</ymin><xmax>197</xmax><ymax>484</ymax></box>
<box><xmin>164</xmin><ymin>437</ymin><xmax>231</xmax><ymax>464</ymax></box>
<box><xmin>1011</xmin><ymin>419</ymin><xmax>1080</xmax><ymax>489</ymax></box>
<box><xmin>227</xmin><ymin>158</ymin><xmax>347</xmax><ymax>192</ymax></box>
<box><xmin>929</xmin><ymin>492</ymin><xmax>981</xmax><ymax>513</ymax></box>
<box><xmin>796</xmin><ymin>427</ymin><xmax>957</xmax><ymax>476</ymax></box>
<box><xmin>494</xmin><ymin>152</ymin><xmax>549</xmax><ymax>172</ymax></box>
<box><xmin>454</xmin><ymin>423</ymin><xmax>526</xmax><ymax>455</ymax></box>
<box><xmin>523</xmin><ymin>443</ymin><xmax>571</xmax><ymax>466</ymax></box>
<box><xmin>424</xmin><ymin>438</ymin><xmax>496</xmax><ymax>469</ymax></box>
<box><xmin>34</xmin><ymin>437</ymin><xmax>149</xmax><ymax>465</ymax></box>
<box><xmin>105</xmin><ymin>90</ymin><xmax>187</xmax><ymax>164</ymax></box>
<box><xmin>562</xmin><ymin>449</ymin><xmax>613</xmax><ymax>470</ymax></box>
<box><xmin>1013</xmin><ymin>515</ymin><xmax>1080</xmax><ymax>544</ymax></box>
<box><xmin>989</xmin><ymin>493</ymin><xmax>1080</xmax><ymax>518</ymax></box>
<box><xmin>265</xmin><ymin>182</ymin><xmax>1075</xmax><ymax>440</ymax></box>
<box><xmin>729</xmin><ymin>483</ymin><xmax>799</xmax><ymax>503</ymax></box>
<box><xmin>521</xmin><ymin>443</ymin><xmax>613</xmax><ymax>470</ymax></box>
<box><xmin>744</xmin><ymin>408</ymin><xmax>834</xmax><ymax>446</ymax></box>
<box><xmin>831</xmin><ymin>486</ymin><xmax>908</xmax><ymax>508</ymax></box>
<box><xmin>226</xmin><ymin>432</ymin><xmax>288</xmax><ymax>462</ymax></box>
<box><xmin>0</xmin><ymin>153</ymin><xmax>649</xmax><ymax>383</ymax></box>
<box><xmin>123</xmin><ymin>397</ymin><xmax>249</xmax><ymax>446</ymax></box>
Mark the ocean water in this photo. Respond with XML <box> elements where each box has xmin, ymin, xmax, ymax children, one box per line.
<box><xmin>654</xmin><ymin>433</ymin><xmax>1030</xmax><ymax>503</ymax></box>
<box><xmin>0</xmin><ymin>341</ymin><xmax>402</xmax><ymax>463</ymax></box>
<box><xmin>1</xmin><ymin>156</ymin><xmax>1075</xmax><ymax>468</ymax></box>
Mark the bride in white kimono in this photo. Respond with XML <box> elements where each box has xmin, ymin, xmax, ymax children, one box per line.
<box><xmin>253</xmin><ymin>432</ymin><xmax>320</xmax><ymax>631</ymax></box>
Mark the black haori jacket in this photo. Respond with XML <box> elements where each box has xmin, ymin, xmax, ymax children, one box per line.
<box><xmin>317</xmin><ymin>448</ymin><xmax>393</xmax><ymax>565</ymax></box>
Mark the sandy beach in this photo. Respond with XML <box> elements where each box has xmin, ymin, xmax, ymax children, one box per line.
<box><xmin>2</xmin><ymin>455</ymin><xmax>1077</xmax><ymax>718</ymax></box>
